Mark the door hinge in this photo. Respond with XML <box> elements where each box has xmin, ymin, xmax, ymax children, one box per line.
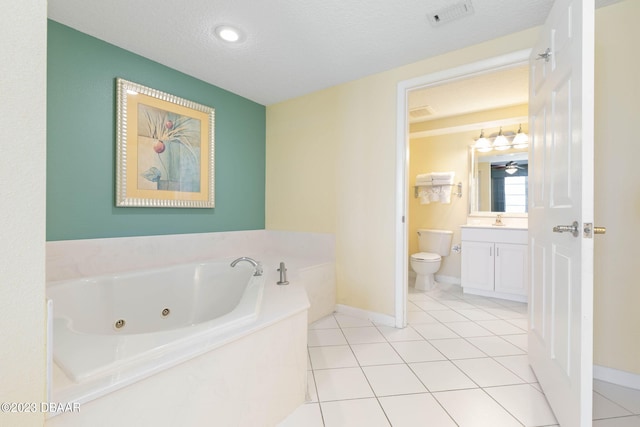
<box><xmin>402</xmin><ymin>216</ymin><xmax>405</xmax><ymax>223</ymax></box>
<box><xmin>537</xmin><ymin>48</ymin><xmax>552</xmax><ymax>63</ymax></box>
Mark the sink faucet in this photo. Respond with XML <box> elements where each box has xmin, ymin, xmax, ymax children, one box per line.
<box><xmin>230</xmin><ymin>257</ymin><xmax>263</xmax><ymax>276</ymax></box>
<box><xmin>494</xmin><ymin>214</ymin><xmax>504</xmax><ymax>226</ymax></box>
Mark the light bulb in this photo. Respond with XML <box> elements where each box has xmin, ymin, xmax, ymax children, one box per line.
<box><xmin>215</xmin><ymin>25</ymin><xmax>244</xmax><ymax>43</ymax></box>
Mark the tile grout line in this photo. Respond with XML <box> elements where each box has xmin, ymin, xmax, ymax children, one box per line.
<box><xmin>335</xmin><ymin>313</ymin><xmax>395</xmax><ymax>426</ymax></box>
<box><xmin>413</xmin><ymin>287</ymin><xmax>562</xmax><ymax>426</ymax></box>
<box><xmin>375</xmin><ymin>292</ymin><xmax>480</xmax><ymax>427</ymax></box>
<box><xmin>305</xmin><ymin>345</ymin><xmax>325</xmax><ymax>427</ymax></box>
<box><xmin>479</xmin><ymin>385</ymin><xmax>527</xmax><ymax>427</ymax></box>
<box><xmin>408</xmin><ymin>286</ymin><xmax>533</xmax><ymax>426</ymax></box>
<box><xmin>430</xmin><ymin>287</ymin><xmax>529</xmax><ymax>427</ymax></box>
<box><xmin>592</xmin><ymin>389</ymin><xmax>637</xmax><ymax>419</ymax></box>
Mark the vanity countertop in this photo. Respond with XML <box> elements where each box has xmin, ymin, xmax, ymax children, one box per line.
<box><xmin>461</xmin><ymin>224</ymin><xmax>528</xmax><ymax>230</ymax></box>
<box><xmin>461</xmin><ymin>224</ymin><xmax>528</xmax><ymax>244</ymax></box>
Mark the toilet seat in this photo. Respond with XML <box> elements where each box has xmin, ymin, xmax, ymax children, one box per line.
<box><xmin>411</xmin><ymin>252</ymin><xmax>441</xmax><ymax>262</ymax></box>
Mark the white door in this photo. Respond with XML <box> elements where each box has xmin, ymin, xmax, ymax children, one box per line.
<box><xmin>528</xmin><ymin>0</ymin><xmax>595</xmax><ymax>425</ymax></box>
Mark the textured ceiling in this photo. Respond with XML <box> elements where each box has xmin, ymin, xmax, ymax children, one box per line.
<box><xmin>48</xmin><ymin>0</ymin><xmax>620</xmax><ymax>106</ymax></box>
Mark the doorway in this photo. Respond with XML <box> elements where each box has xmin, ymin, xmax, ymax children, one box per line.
<box><xmin>394</xmin><ymin>49</ymin><xmax>532</xmax><ymax>328</ymax></box>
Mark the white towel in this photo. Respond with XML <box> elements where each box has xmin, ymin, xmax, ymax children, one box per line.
<box><xmin>417</xmin><ymin>171</ymin><xmax>455</xmax><ymax>204</ymax></box>
<box><xmin>432</xmin><ymin>178</ymin><xmax>453</xmax><ymax>186</ymax></box>
<box><xmin>431</xmin><ymin>171</ymin><xmax>455</xmax><ymax>180</ymax></box>
<box><xmin>439</xmin><ymin>185</ymin><xmax>452</xmax><ymax>204</ymax></box>
<box><xmin>418</xmin><ymin>189</ymin><xmax>431</xmax><ymax>204</ymax></box>
<box><xmin>419</xmin><ymin>186</ymin><xmax>445</xmax><ymax>204</ymax></box>
<box><xmin>416</xmin><ymin>171</ymin><xmax>454</xmax><ymax>186</ymax></box>
<box><xmin>415</xmin><ymin>175</ymin><xmax>432</xmax><ymax>186</ymax></box>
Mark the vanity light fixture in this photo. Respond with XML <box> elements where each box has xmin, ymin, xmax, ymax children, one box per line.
<box><xmin>214</xmin><ymin>25</ymin><xmax>245</xmax><ymax>43</ymax></box>
<box><xmin>493</xmin><ymin>127</ymin><xmax>510</xmax><ymax>151</ymax></box>
<box><xmin>474</xmin><ymin>130</ymin><xmax>492</xmax><ymax>152</ymax></box>
<box><xmin>512</xmin><ymin>124</ymin><xmax>529</xmax><ymax>148</ymax></box>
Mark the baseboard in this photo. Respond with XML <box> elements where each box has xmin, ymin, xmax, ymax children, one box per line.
<box><xmin>593</xmin><ymin>365</ymin><xmax>640</xmax><ymax>390</ymax></box>
<box><xmin>462</xmin><ymin>287</ymin><xmax>528</xmax><ymax>303</ymax></box>
<box><xmin>435</xmin><ymin>274</ymin><xmax>461</xmax><ymax>285</ymax></box>
<box><xmin>334</xmin><ymin>304</ymin><xmax>396</xmax><ymax>327</ymax></box>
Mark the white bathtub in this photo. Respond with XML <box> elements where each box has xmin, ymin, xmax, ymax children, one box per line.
<box><xmin>48</xmin><ymin>260</ymin><xmax>263</xmax><ymax>384</ymax></box>
<box><xmin>46</xmin><ymin>258</ymin><xmax>310</xmax><ymax>426</ymax></box>
<box><xmin>44</xmin><ymin>232</ymin><xmax>326</xmax><ymax>426</ymax></box>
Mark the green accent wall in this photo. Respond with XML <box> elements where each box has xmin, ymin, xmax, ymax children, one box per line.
<box><xmin>47</xmin><ymin>21</ymin><xmax>265</xmax><ymax>241</ymax></box>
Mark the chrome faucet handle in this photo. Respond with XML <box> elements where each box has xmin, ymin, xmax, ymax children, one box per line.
<box><xmin>254</xmin><ymin>262</ymin><xmax>263</xmax><ymax>277</ymax></box>
<box><xmin>276</xmin><ymin>261</ymin><xmax>289</xmax><ymax>285</ymax></box>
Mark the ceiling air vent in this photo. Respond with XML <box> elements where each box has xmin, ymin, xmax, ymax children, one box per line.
<box><xmin>427</xmin><ymin>0</ymin><xmax>474</xmax><ymax>26</ymax></box>
<box><xmin>409</xmin><ymin>105</ymin><xmax>435</xmax><ymax>121</ymax></box>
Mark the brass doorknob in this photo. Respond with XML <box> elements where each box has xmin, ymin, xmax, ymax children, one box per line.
<box><xmin>583</xmin><ymin>223</ymin><xmax>606</xmax><ymax>238</ymax></box>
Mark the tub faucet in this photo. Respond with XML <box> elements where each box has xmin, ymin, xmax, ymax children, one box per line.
<box><xmin>230</xmin><ymin>257</ymin><xmax>263</xmax><ymax>276</ymax></box>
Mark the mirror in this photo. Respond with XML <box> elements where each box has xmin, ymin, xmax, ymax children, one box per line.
<box><xmin>469</xmin><ymin>145</ymin><xmax>529</xmax><ymax>215</ymax></box>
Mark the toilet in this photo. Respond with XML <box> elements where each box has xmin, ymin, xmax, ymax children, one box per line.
<box><xmin>410</xmin><ymin>229</ymin><xmax>453</xmax><ymax>291</ymax></box>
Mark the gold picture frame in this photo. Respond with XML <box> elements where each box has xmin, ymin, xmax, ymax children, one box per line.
<box><xmin>116</xmin><ymin>78</ymin><xmax>215</xmax><ymax>208</ymax></box>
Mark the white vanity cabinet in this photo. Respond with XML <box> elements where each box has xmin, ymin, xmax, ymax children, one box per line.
<box><xmin>461</xmin><ymin>226</ymin><xmax>528</xmax><ymax>302</ymax></box>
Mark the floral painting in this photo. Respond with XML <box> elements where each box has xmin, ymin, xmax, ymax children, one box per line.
<box><xmin>137</xmin><ymin>105</ymin><xmax>201</xmax><ymax>192</ymax></box>
<box><xmin>116</xmin><ymin>78</ymin><xmax>215</xmax><ymax>208</ymax></box>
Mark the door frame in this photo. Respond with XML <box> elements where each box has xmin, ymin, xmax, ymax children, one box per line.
<box><xmin>394</xmin><ymin>49</ymin><xmax>532</xmax><ymax>328</ymax></box>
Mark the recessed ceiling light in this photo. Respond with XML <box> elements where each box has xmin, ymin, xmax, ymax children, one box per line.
<box><xmin>214</xmin><ymin>25</ymin><xmax>244</xmax><ymax>43</ymax></box>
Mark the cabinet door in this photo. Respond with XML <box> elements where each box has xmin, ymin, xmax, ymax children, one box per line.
<box><xmin>494</xmin><ymin>243</ymin><xmax>528</xmax><ymax>296</ymax></box>
<box><xmin>461</xmin><ymin>241</ymin><xmax>494</xmax><ymax>291</ymax></box>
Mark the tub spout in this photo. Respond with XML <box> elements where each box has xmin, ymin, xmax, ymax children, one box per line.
<box><xmin>230</xmin><ymin>257</ymin><xmax>263</xmax><ymax>276</ymax></box>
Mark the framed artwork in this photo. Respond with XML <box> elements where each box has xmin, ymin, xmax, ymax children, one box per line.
<box><xmin>115</xmin><ymin>78</ymin><xmax>215</xmax><ymax>208</ymax></box>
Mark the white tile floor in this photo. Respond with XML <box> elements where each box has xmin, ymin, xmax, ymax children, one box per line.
<box><xmin>279</xmin><ymin>283</ymin><xmax>640</xmax><ymax>427</ymax></box>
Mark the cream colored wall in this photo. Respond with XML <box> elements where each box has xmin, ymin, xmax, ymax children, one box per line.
<box><xmin>593</xmin><ymin>0</ymin><xmax>640</xmax><ymax>376</ymax></box>
<box><xmin>268</xmin><ymin>0</ymin><xmax>639</xmax><ymax>378</ymax></box>
<box><xmin>266</xmin><ymin>92</ymin><xmax>338</xmax><ymax>233</ymax></box>
<box><xmin>409</xmin><ymin>132</ymin><xmax>469</xmax><ymax>279</ymax></box>
<box><xmin>0</xmin><ymin>1</ymin><xmax>47</xmax><ymax>426</ymax></box>
<box><xmin>266</xmin><ymin>27</ymin><xmax>539</xmax><ymax>316</ymax></box>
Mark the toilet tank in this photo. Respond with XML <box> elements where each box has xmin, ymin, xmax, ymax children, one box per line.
<box><xmin>417</xmin><ymin>229</ymin><xmax>453</xmax><ymax>256</ymax></box>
